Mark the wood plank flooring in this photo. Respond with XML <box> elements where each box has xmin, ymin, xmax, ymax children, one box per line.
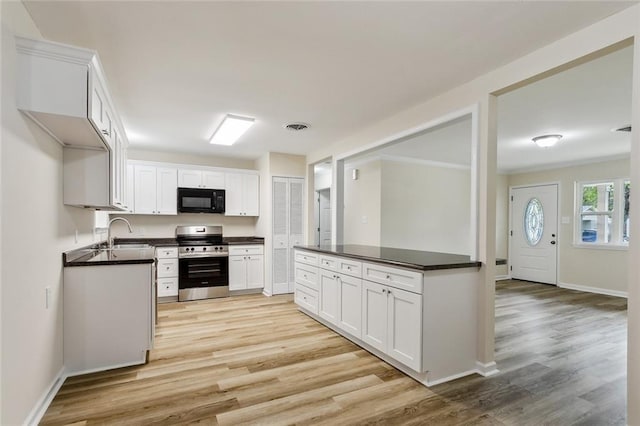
<box><xmin>41</xmin><ymin>279</ymin><xmax>628</xmax><ymax>425</ymax></box>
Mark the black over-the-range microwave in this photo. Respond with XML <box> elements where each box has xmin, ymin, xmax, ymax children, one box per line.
<box><xmin>177</xmin><ymin>187</ymin><xmax>225</xmax><ymax>214</ymax></box>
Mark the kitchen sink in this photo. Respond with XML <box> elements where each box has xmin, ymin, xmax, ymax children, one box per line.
<box><xmin>109</xmin><ymin>243</ymin><xmax>153</xmax><ymax>250</ymax></box>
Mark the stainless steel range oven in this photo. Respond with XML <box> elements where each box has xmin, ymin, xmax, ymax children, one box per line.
<box><xmin>176</xmin><ymin>225</ymin><xmax>229</xmax><ymax>301</ymax></box>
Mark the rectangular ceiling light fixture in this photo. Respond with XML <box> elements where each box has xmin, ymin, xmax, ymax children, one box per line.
<box><xmin>210</xmin><ymin>114</ymin><xmax>255</xmax><ymax>146</ymax></box>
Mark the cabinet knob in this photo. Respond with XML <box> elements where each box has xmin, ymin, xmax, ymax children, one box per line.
<box><xmin>386</xmin><ymin>275</ymin><xmax>391</xmax><ymax>280</ymax></box>
<box><xmin>388</xmin><ymin>289</ymin><xmax>392</xmax><ymax>295</ymax></box>
<box><xmin>382</xmin><ymin>288</ymin><xmax>386</xmax><ymax>293</ymax></box>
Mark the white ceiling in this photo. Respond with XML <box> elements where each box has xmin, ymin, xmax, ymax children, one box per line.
<box><xmin>23</xmin><ymin>1</ymin><xmax>636</xmax><ymax>168</ymax></box>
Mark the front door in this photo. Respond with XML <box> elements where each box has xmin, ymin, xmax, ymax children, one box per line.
<box><xmin>510</xmin><ymin>184</ymin><xmax>558</xmax><ymax>285</ymax></box>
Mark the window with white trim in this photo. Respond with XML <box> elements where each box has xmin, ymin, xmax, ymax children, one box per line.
<box><xmin>575</xmin><ymin>179</ymin><xmax>630</xmax><ymax>247</ymax></box>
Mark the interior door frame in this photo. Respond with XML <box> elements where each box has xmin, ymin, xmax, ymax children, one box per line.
<box><xmin>508</xmin><ymin>181</ymin><xmax>561</xmax><ymax>284</ymax></box>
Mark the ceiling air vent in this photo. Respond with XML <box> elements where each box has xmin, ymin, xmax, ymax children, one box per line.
<box><xmin>614</xmin><ymin>125</ymin><xmax>632</xmax><ymax>132</ymax></box>
<box><xmin>284</xmin><ymin>122</ymin><xmax>310</xmax><ymax>131</ymax></box>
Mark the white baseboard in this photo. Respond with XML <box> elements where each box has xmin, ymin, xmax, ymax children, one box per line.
<box><xmin>475</xmin><ymin>361</ymin><xmax>499</xmax><ymax>377</ymax></box>
<box><xmin>558</xmin><ymin>282</ymin><xmax>628</xmax><ymax>298</ymax></box>
<box><xmin>24</xmin><ymin>366</ymin><xmax>67</xmax><ymax>426</ymax></box>
<box><xmin>262</xmin><ymin>289</ymin><xmax>272</xmax><ymax>297</ymax></box>
<box><xmin>425</xmin><ymin>369</ymin><xmax>479</xmax><ymax>386</ymax></box>
<box><xmin>495</xmin><ymin>275</ymin><xmax>511</xmax><ymax>281</ymax></box>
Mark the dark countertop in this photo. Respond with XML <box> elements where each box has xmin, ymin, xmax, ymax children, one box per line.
<box><xmin>64</xmin><ymin>244</ymin><xmax>155</xmax><ymax>267</ymax></box>
<box><xmin>224</xmin><ymin>237</ymin><xmax>265</xmax><ymax>245</ymax></box>
<box><xmin>114</xmin><ymin>237</ymin><xmax>178</xmax><ymax>247</ymax></box>
<box><xmin>294</xmin><ymin>244</ymin><xmax>482</xmax><ymax>271</ymax></box>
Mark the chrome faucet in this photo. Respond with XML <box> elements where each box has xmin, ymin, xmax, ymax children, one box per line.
<box><xmin>107</xmin><ymin>217</ymin><xmax>133</xmax><ymax>249</ymax></box>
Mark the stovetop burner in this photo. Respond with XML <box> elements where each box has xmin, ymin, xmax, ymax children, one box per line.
<box><xmin>176</xmin><ymin>225</ymin><xmax>227</xmax><ymax>258</ymax></box>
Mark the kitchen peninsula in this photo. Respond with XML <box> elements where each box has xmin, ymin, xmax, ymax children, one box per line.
<box><xmin>294</xmin><ymin>244</ymin><xmax>483</xmax><ymax>386</ymax></box>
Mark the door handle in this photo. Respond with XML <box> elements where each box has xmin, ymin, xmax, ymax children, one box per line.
<box><xmin>550</xmin><ymin>241</ymin><xmax>556</xmax><ymax>245</ymax></box>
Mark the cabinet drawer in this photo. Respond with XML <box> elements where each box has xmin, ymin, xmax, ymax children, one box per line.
<box><xmin>229</xmin><ymin>245</ymin><xmax>264</xmax><ymax>256</ymax></box>
<box><xmin>338</xmin><ymin>258</ymin><xmax>362</xmax><ymax>278</ymax></box>
<box><xmin>157</xmin><ymin>259</ymin><xmax>179</xmax><ymax>277</ymax></box>
<box><xmin>157</xmin><ymin>277</ymin><xmax>178</xmax><ymax>297</ymax></box>
<box><xmin>295</xmin><ymin>250</ymin><xmax>318</xmax><ymax>266</ymax></box>
<box><xmin>319</xmin><ymin>255</ymin><xmax>339</xmax><ymax>271</ymax></box>
<box><xmin>362</xmin><ymin>262</ymin><xmax>423</xmax><ymax>294</ymax></box>
<box><xmin>156</xmin><ymin>247</ymin><xmax>178</xmax><ymax>259</ymax></box>
<box><xmin>295</xmin><ymin>263</ymin><xmax>318</xmax><ymax>291</ymax></box>
<box><xmin>295</xmin><ymin>284</ymin><xmax>318</xmax><ymax>315</ymax></box>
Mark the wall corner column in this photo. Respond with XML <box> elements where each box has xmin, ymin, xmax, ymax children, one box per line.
<box><xmin>477</xmin><ymin>94</ymin><xmax>498</xmax><ymax>367</ymax></box>
<box><xmin>628</xmin><ymin>32</ymin><xmax>640</xmax><ymax>426</ymax></box>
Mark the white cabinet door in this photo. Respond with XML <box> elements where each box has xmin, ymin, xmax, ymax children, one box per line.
<box><xmin>287</xmin><ymin>178</ymin><xmax>304</xmax><ymax>292</ymax></box>
<box><xmin>361</xmin><ymin>280</ymin><xmax>388</xmax><ymax>353</ymax></box>
<box><xmin>202</xmin><ymin>171</ymin><xmax>225</xmax><ymax>189</ymax></box>
<box><xmin>224</xmin><ymin>172</ymin><xmax>244</xmax><ymax>215</ymax></box>
<box><xmin>387</xmin><ymin>287</ymin><xmax>422</xmax><ymax>371</ymax></box>
<box><xmin>339</xmin><ymin>274</ymin><xmax>362</xmax><ymax>339</ymax></box>
<box><xmin>246</xmin><ymin>255</ymin><xmax>264</xmax><ymax>289</ymax></box>
<box><xmin>318</xmin><ymin>269</ymin><xmax>339</xmax><ymax>325</ymax></box>
<box><xmin>243</xmin><ymin>173</ymin><xmax>260</xmax><ymax>216</ymax></box>
<box><xmin>229</xmin><ymin>256</ymin><xmax>247</xmax><ymax>291</ymax></box>
<box><xmin>156</xmin><ymin>167</ymin><xmax>177</xmax><ymax>214</ymax></box>
<box><xmin>134</xmin><ymin>165</ymin><xmax>157</xmax><ymax>214</ymax></box>
<box><xmin>178</xmin><ymin>169</ymin><xmax>202</xmax><ymax>188</ymax></box>
<box><xmin>225</xmin><ymin>172</ymin><xmax>259</xmax><ymax>216</ymax></box>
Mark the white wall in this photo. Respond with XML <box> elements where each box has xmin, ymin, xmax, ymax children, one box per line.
<box><xmin>109</xmin><ymin>214</ymin><xmax>258</xmax><ymax>238</ymax></box>
<box><xmin>381</xmin><ymin>160</ymin><xmax>471</xmax><ymax>255</ymax></box>
<box><xmin>507</xmin><ymin>158</ymin><xmax>630</xmax><ymax>294</ymax></box>
<box><xmin>496</xmin><ymin>173</ymin><xmax>509</xmax><ymax>277</ymax></box>
<box><xmin>343</xmin><ymin>160</ymin><xmax>381</xmax><ymax>246</ymax></box>
<box><xmin>1</xmin><ymin>4</ymin><xmax>99</xmax><ymax>424</ymax></box>
<box><xmin>314</xmin><ymin>168</ymin><xmax>331</xmax><ymax>190</ymax></box>
<box><xmin>128</xmin><ymin>148</ymin><xmax>255</xmax><ymax>170</ymax></box>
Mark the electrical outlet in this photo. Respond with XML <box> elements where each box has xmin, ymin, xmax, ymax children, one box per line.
<box><xmin>45</xmin><ymin>287</ymin><xmax>51</xmax><ymax>309</ymax></box>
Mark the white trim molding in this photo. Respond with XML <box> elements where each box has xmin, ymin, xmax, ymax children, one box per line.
<box><xmin>495</xmin><ymin>275</ymin><xmax>511</xmax><ymax>281</ymax></box>
<box><xmin>558</xmin><ymin>282</ymin><xmax>628</xmax><ymax>298</ymax></box>
<box><xmin>24</xmin><ymin>367</ymin><xmax>67</xmax><ymax>426</ymax></box>
<box><xmin>475</xmin><ymin>361</ymin><xmax>499</xmax><ymax>377</ymax></box>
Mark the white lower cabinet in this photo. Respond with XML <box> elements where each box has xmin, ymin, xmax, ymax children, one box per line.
<box><xmin>229</xmin><ymin>245</ymin><xmax>264</xmax><ymax>290</ymax></box>
<box><xmin>338</xmin><ymin>274</ymin><xmax>362</xmax><ymax>339</ymax></box>
<box><xmin>156</xmin><ymin>246</ymin><xmax>179</xmax><ymax>300</ymax></box>
<box><xmin>296</xmin><ymin>249</ymin><xmax>423</xmax><ymax>373</ymax></box>
<box><xmin>64</xmin><ymin>263</ymin><xmax>155</xmax><ymax>376</ymax></box>
<box><xmin>318</xmin><ymin>270</ymin><xmax>339</xmax><ymax>325</ymax></box>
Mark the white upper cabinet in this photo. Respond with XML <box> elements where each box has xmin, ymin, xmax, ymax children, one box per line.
<box><xmin>225</xmin><ymin>172</ymin><xmax>259</xmax><ymax>216</ymax></box>
<box><xmin>178</xmin><ymin>169</ymin><xmax>225</xmax><ymax>189</ymax></box>
<box><xmin>16</xmin><ymin>36</ymin><xmax>128</xmax><ymax>210</ymax></box>
<box><xmin>134</xmin><ymin>165</ymin><xmax>177</xmax><ymax>215</ymax></box>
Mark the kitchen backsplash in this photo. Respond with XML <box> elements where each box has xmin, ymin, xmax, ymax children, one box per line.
<box><xmin>106</xmin><ymin>213</ymin><xmax>259</xmax><ymax>238</ymax></box>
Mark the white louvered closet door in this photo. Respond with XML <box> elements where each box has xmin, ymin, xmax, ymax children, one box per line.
<box><xmin>288</xmin><ymin>178</ymin><xmax>304</xmax><ymax>293</ymax></box>
<box><xmin>272</xmin><ymin>177</ymin><xmax>290</xmax><ymax>294</ymax></box>
<box><xmin>272</xmin><ymin>176</ymin><xmax>305</xmax><ymax>295</ymax></box>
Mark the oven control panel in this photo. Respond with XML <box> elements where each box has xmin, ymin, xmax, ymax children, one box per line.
<box><xmin>178</xmin><ymin>245</ymin><xmax>229</xmax><ymax>258</ymax></box>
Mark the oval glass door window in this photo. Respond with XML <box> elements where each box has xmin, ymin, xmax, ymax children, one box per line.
<box><xmin>524</xmin><ymin>198</ymin><xmax>544</xmax><ymax>246</ymax></box>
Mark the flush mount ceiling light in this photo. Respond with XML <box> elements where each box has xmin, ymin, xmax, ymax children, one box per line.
<box><xmin>210</xmin><ymin>114</ymin><xmax>255</xmax><ymax>146</ymax></box>
<box><xmin>532</xmin><ymin>134</ymin><xmax>563</xmax><ymax>148</ymax></box>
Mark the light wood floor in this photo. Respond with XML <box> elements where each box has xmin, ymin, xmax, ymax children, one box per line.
<box><xmin>41</xmin><ymin>280</ymin><xmax>628</xmax><ymax>425</ymax></box>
